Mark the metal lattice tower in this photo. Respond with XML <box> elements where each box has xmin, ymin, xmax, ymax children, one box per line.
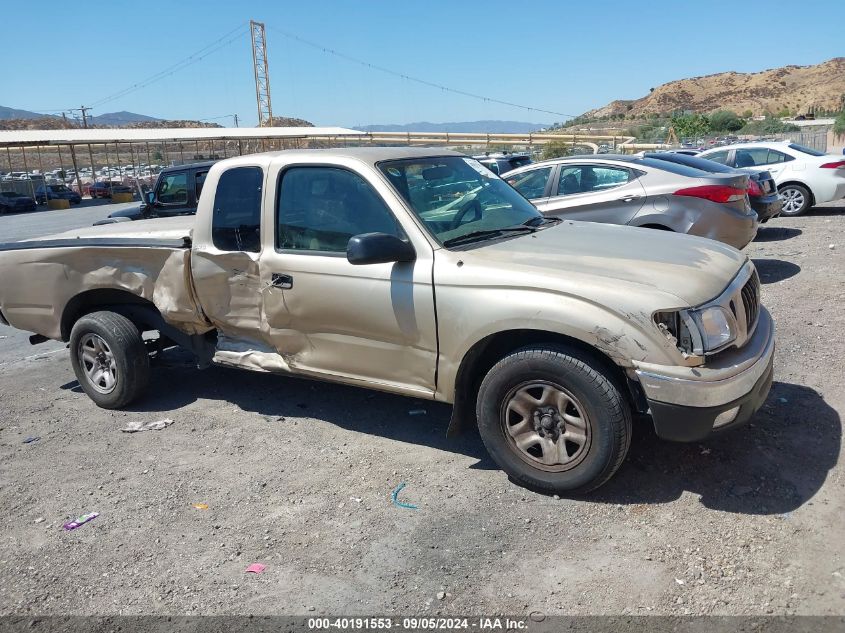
<box><xmin>250</xmin><ymin>20</ymin><xmax>273</xmax><ymax>127</ymax></box>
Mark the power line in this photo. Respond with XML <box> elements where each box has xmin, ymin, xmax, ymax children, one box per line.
<box><xmin>85</xmin><ymin>23</ymin><xmax>250</xmax><ymax>110</ymax></box>
<box><xmin>266</xmin><ymin>25</ymin><xmax>578</xmax><ymax>119</ymax></box>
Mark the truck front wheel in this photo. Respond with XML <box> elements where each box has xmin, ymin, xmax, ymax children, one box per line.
<box><xmin>476</xmin><ymin>345</ymin><xmax>631</xmax><ymax>495</ymax></box>
<box><xmin>69</xmin><ymin>311</ymin><xmax>150</xmax><ymax>409</ymax></box>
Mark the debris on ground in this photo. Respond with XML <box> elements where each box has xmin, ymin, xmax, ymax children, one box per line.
<box><xmin>245</xmin><ymin>563</ymin><xmax>266</xmax><ymax>574</ymax></box>
<box><xmin>437</xmin><ymin>591</ymin><xmax>446</xmax><ymax>600</ymax></box>
<box><xmin>391</xmin><ymin>483</ymin><xmax>418</xmax><ymax>510</ymax></box>
<box><xmin>62</xmin><ymin>512</ymin><xmax>99</xmax><ymax>531</ymax></box>
<box><xmin>350</xmin><ymin>496</ymin><xmax>363</xmax><ymax>503</ymax></box>
<box><xmin>22</xmin><ymin>436</ymin><xmax>40</xmax><ymax>444</ymax></box>
<box><xmin>121</xmin><ymin>418</ymin><xmax>174</xmax><ymax>433</ymax></box>
<box><xmin>192</xmin><ymin>503</ymin><xmax>209</xmax><ymax>510</ymax></box>
<box><xmin>34</xmin><ymin>517</ymin><xmax>45</xmax><ymax>524</ymax></box>
<box><xmin>408</xmin><ymin>408</ymin><xmax>427</xmax><ymax>416</ymax></box>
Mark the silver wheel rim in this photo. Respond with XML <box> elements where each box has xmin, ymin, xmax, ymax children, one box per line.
<box><xmin>501</xmin><ymin>381</ymin><xmax>591</xmax><ymax>472</ymax></box>
<box><xmin>78</xmin><ymin>333</ymin><xmax>117</xmax><ymax>394</ymax></box>
<box><xmin>780</xmin><ymin>188</ymin><xmax>805</xmax><ymax>214</ymax></box>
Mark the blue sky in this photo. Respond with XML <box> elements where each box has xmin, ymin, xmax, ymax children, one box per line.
<box><xmin>2</xmin><ymin>0</ymin><xmax>843</xmax><ymax>127</ymax></box>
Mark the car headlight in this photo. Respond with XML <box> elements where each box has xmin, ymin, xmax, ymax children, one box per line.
<box><xmin>654</xmin><ymin>306</ymin><xmax>737</xmax><ymax>356</ymax></box>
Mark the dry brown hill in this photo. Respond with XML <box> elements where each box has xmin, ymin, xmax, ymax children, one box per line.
<box><xmin>584</xmin><ymin>57</ymin><xmax>845</xmax><ymax>118</ymax></box>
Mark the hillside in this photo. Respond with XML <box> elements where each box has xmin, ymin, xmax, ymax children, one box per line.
<box><xmin>583</xmin><ymin>57</ymin><xmax>845</xmax><ymax>118</ymax></box>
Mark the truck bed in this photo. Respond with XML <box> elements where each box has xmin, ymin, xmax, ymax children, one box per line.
<box><xmin>0</xmin><ymin>217</ymin><xmax>209</xmax><ymax>341</ymax></box>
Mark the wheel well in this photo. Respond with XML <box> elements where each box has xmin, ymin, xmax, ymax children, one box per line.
<box><xmin>778</xmin><ymin>181</ymin><xmax>815</xmax><ymax>204</ymax></box>
<box><xmin>448</xmin><ymin>329</ymin><xmax>641</xmax><ymax>436</ymax></box>
<box><xmin>60</xmin><ymin>289</ymin><xmax>159</xmax><ymax>341</ymax></box>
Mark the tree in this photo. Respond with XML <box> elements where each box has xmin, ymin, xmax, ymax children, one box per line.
<box><xmin>742</xmin><ymin>110</ymin><xmax>754</xmax><ymax>119</ymax></box>
<box><xmin>542</xmin><ymin>140</ymin><xmax>585</xmax><ymax>160</ymax></box>
<box><xmin>709</xmin><ymin>110</ymin><xmax>744</xmax><ymax>132</ymax></box>
<box><xmin>671</xmin><ymin>113</ymin><xmax>711</xmax><ymax>139</ymax></box>
<box><xmin>834</xmin><ymin>111</ymin><xmax>845</xmax><ymax>136</ymax></box>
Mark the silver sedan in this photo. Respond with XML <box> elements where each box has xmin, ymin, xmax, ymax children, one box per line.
<box><xmin>503</xmin><ymin>154</ymin><xmax>758</xmax><ymax>249</ymax></box>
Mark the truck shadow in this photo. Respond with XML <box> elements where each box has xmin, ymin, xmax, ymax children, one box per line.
<box><xmin>120</xmin><ymin>355</ymin><xmax>499</xmax><ymax>470</ymax></box>
<box><xmin>592</xmin><ymin>381</ymin><xmax>840</xmax><ymax>515</ymax></box>
<box><xmin>103</xmin><ymin>358</ymin><xmax>838</xmax><ymax>514</ymax></box>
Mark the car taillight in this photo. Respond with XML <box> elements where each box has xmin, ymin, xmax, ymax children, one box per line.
<box><xmin>820</xmin><ymin>161</ymin><xmax>845</xmax><ymax>169</ymax></box>
<box><xmin>746</xmin><ymin>179</ymin><xmax>763</xmax><ymax>197</ymax></box>
<box><xmin>674</xmin><ymin>185</ymin><xmax>747</xmax><ymax>203</ymax></box>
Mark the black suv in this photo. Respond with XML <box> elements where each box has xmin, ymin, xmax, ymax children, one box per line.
<box><xmin>472</xmin><ymin>153</ymin><xmax>532</xmax><ymax>176</ymax></box>
<box><xmin>101</xmin><ymin>161</ymin><xmax>216</xmax><ymax>223</ymax></box>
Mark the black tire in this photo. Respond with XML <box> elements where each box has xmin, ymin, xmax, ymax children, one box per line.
<box><xmin>69</xmin><ymin>311</ymin><xmax>150</xmax><ymax>408</ymax></box>
<box><xmin>778</xmin><ymin>183</ymin><xmax>811</xmax><ymax>216</ymax></box>
<box><xmin>476</xmin><ymin>345</ymin><xmax>631</xmax><ymax>495</ymax></box>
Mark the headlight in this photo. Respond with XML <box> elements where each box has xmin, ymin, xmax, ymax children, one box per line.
<box><xmin>654</xmin><ymin>306</ymin><xmax>737</xmax><ymax>356</ymax></box>
<box><xmin>690</xmin><ymin>306</ymin><xmax>736</xmax><ymax>353</ymax></box>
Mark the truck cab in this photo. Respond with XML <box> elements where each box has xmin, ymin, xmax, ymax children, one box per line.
<box><xmin>102</xmin><ymin>161</ymin><xmax>216</xmax><ymax>223</ymax></box>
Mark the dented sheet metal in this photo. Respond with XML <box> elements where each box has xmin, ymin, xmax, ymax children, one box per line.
<box><xmin>0</xmin><ymin>242</ymin><xmax>210</xmax><ymax>341</ymax></box>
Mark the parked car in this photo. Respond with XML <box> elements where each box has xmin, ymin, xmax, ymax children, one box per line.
<box><xmin>472</xmin><ymin>152</ymin><xmax>532</xmax><ymax>176</ymax></box>
<box><xmin>0</xmin><ymin>191</ymin><xmax>37</xmax><ymax>214</ymax></box>
<box><xmin>698</xmin><ymin>141</ymin><xmax>845</xmax><ymax>216</ymax></box>
<box><xmin>645</xmin><ymin>152</ymin><xmax>781</xmax><ymax>223</ymax></box>
<box><xmin>87</xmin><ymin>181</ymin><xmax>114</xmax><ymax>198</ymax></box>
<box><xmin>97</xmin><ymin>161</ymin><xmax>216</xmax><ymax>223</ymax></box>
<box><xmin>34</xmin><ymin>184</ymin><xmax>81</xmax><ymax>205</ymax></box>
<box><xmin>0</xmin><ymin>148</ymin><xmax>774</xmax><ymax>495</ymax></box>
<box><xmin>504</xmin><ymin>154</ymin><xmax>758</xmax><ymax>249</ymax></box>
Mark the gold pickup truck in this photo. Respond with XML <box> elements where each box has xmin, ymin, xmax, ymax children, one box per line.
<box><xmin>0</xmin><ymin>148</ymin><xmax>775</xmax><ymax>494</ymax></box>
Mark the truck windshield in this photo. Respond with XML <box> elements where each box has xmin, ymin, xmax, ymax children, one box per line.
<box><xmin>379</xmin><ymin>156</ymin><xmax>543</xmax><ymax>246</ymax></box>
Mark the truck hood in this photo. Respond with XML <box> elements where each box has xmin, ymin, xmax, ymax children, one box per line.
<box><xmin>460</xmin><ymin>220</ymin><xmax>746</xmax><ymax>307</ymax></box>
<box><xmin>27</xmin><ymin>216</ymin><xmax>194</xmax><ymax>243</ymax></box>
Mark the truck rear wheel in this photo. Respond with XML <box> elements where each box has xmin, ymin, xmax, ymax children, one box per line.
<box><xmin>69</xmin><ymin>311</ymin><xmax>150</xmax><ymax>409</ymax></box>
<box><xmin>476</xmin><ymin>345</ymin><xmax>631</xmax><ymax>495</ymax></box>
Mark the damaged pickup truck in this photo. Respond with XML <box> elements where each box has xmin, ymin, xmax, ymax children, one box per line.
<box><xmin>0</xmin><ymin>148</ymin><xmax>774</xmax><ymax>494</ymax></box>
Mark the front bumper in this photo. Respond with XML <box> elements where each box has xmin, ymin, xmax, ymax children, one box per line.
<box><xmin>634</xmin><ymin>307</ymin><xmax>775</xmax><ymax>442</ymax></box>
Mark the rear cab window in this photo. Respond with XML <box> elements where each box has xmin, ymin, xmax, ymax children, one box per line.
<box><xmin>211</xmin><ymin>166</ymin><xmax>263</xmax><ymax>252</ymax></box>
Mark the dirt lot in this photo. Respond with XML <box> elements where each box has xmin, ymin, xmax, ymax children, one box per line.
<box><xmin>0</xmin><ymin>203</ymin><xmax>843</xmax><ymax>618</ymax></box>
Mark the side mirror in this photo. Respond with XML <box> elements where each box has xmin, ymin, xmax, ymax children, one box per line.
<box><xmin>145</xmin><ymin>191</ymin><xmax>155</xmax><ymax>205</ymax></box>
<box><xmin>347</xmin><ymin>233</ymin><xmax>415</xmax><ymax>265</ymax></box>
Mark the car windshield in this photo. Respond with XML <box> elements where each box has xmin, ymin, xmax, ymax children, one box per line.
<box><xmin>788</xmin><ymin>143</ymin><xmax>826</xmax><ymax>157</ymax></box>
<box><xmin>378</xmin><ymin>156</ymin><xmax>543</xmax><ymax>246</ymax></box>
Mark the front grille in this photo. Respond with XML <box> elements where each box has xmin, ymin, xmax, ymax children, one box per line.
<box><xmin>740</xmin><ymin>270</ymin><xmax>760</xmax><ymax>331</ymax></box>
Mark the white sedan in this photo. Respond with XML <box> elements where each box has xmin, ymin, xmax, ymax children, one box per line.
<box><xmin>699</xmin><ymin>141</ymin><xmax>845</xmax><ymax>215</ymax></box>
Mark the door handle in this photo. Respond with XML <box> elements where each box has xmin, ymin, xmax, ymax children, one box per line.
<box><xmin>271</xmin><ymin>273</ymin><xmax>293</xmax><ymax>289</ymax></box>
<box><xmin>619</xmin><ymin>195</ymin><xmax>641</xmax><ymax>202</ymax></box>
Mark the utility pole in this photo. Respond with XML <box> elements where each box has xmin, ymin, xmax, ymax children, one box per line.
<box><xmin>250</xmin><ymin>20</ymin><xmax>273</xmax><ymax>127</ymax></box>
<box><xmin>234</xmin><ymin>114</ymin><xmax>239</xmax><ymax>128</ymax></box>
<box><xmin>79</xmin><ymin>106</ymin><xmax>92</xmax><ymax>128</ymax></box>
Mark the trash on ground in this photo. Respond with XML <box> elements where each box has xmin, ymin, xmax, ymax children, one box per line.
<box><xmin>391</xmin><ymin>483</ymin><xmax>418</xmax><ymax>510</ymax></box>
<box><xmin>408</xmin><ymin>408</ymin><xmax>427</xmax><ymax>416</ymax></box>
<box><xmin>192</xmin><ymin>503</ymin><xmax>209</xmax><ymax>510</ymax></box>
<box><xmin>22</xmin><ymin>436</ymin><xmax>41</xmax><ymax>444</ymax></box>
<box><xmin>62</xmin><ymin>512</ymin><xmax>99</xmax><ymax>531</ymax></box>
<box><xmin>350</xmin><ymin>496</ymin><xmax>363</xmax><ymax>503</ymax></box>
<box><xmin>34</xmin><ymin>517</ymin><xmax>45</xmax><ymax>524</ymax></box>
<box><xmin>778</xmin><ymin>397</ymin><xmax>788</xmax><ymax>404</ymax></box>
<box><xmin>245</xmin><ymin>563</ymin><xmax>266</xmax><ymax>574</ymax></box>
<box><xmin>121</xmin><ymin>418</ymin><xmax>174</xmax><ymax>433</ymax></box>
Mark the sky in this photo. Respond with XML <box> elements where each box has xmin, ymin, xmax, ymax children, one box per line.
<box><xmin>1</xmin><ymin>0</ymin><xmax>843</xmax><ymax>128</ymax></box>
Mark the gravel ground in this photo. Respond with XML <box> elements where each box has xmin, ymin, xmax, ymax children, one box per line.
<box><xmin>0</xmin><ymin>202</ymin><xmax>843</xmax><ymax>617</ymax></box>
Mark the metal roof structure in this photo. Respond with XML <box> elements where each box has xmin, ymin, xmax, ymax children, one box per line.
<box><xmin>0</xmin><ymin>126</ymin><xmax>365</xmax><ymax>148</ymax></box>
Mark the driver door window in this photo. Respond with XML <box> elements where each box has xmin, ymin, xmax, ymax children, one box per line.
<box><xmin>505</xmin><ymin>166</ymin><xmax>552</xmax><ymax>200</ymax></box>
<box><xmin>277</xmin><ymin>167</ymin><xmax>403</xmax><ymax>253</ymax></box>
<box><xmin>156</xmin><ymin>171</ymin><xmax>188</xmax><ymax>205</ymax></box>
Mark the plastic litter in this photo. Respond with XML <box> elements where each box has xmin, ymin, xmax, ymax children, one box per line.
<box><xmin>245</xmin><ymin>563</ymin><xmax>266</xmax><ymax>574</ymax></box>
<box><xmin>63</xmin><ymin>512</ymin><xmax>99</xmax><ymax>531</ymax></box>
<box><xmin>192</xmin><ymin>503</ymin><xmax>209</xmax><ymax>510</ymax></box>
<box><xmin>391</xmin><ymin>483</ymin><xmax>418</xmax><ymax>510</ymax></box>
<box><xmin>22</xmin><ymin>436</ymin><xmax>41</xmax><ymax>444</ymax></box>
<box><xmin>121</xmin><ymin>418</ymin><xmax>174</xmax><ymax>433</ymax></box>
